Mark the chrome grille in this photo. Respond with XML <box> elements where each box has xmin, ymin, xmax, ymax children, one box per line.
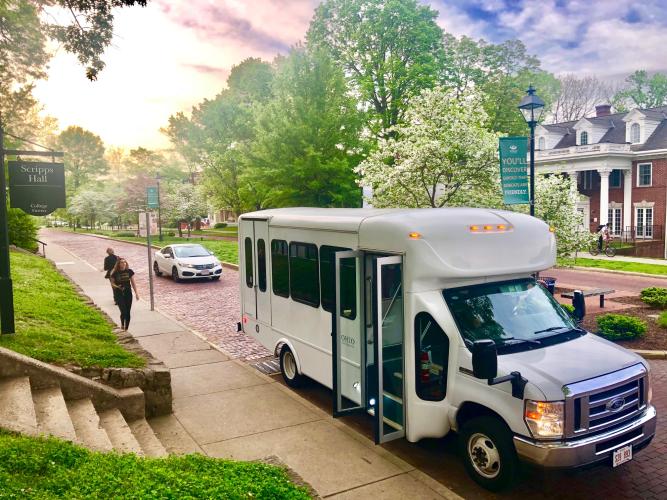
<box><xmin>564</xmin><ymin>364</ymin><xmax>647</xmax><ymax>438</ymax></box>
<box><xmin>193</xmin><ymin>263</ymin><xmax>214</xmax><ymax>270</ymax></box>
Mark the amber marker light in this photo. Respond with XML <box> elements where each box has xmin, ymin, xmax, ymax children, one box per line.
<box><xmin>483</xmin><ymin>225</ymin><xmax>493</xmax><ymax>231</ymax></box>
<box><xmin>496</xmin><ymin>224</ymin><xmax>506</xmax><ymax>231</ymax></box>
<box><xmin>408</xmin><ymin>232</ymin><xmax>422</xmax><ymax>239</ymax></box>
<box><xmin>549</xmin><ymin>226</ymin><xmax>556</xmax><ymax>233</ymax></box>
<box><xmin>469</xmin><ymin>225</ymin><xmax>480</xmax><ymax>232</ymax></box>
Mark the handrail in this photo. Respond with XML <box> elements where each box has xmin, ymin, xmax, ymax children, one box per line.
<box><xmin>32</xmin><ymin>238</ymin><xmax>47</xmax><ymax>257</ymax></box>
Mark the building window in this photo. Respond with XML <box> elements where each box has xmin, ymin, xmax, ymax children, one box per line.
<box><xmin>607</xmin><ymin>207</ymin><xmax>622</xmax><ymax>236</ymax></box>
<box><xmin>538</xmin><ymin>137</ymin><xmax>546</xmax><ymax>150</ymax></box>
<box><xmin>244</xmin><ymin>237</ymin><xmax>253</xmax><ymax>288</ymax></box>
<box><xmin>319</xmin><ymin>246</ymin><xmax>356</xmax><ymax>318</ymax></box>
<box><xmin>609</xmin><ymin>169</ymin><xmax>622</xmax><ymax>188</ymax></box>
<box><xmin>415</xmin><ymin>312</ymin><xmax>449</xmax><ymax>402</ymax></box>
<box><xmin>580</xmin><ymin>131</ymin><xmax>588</xmax><ymax>145</ymax></box>
<box><xmin>289</xmin><ymin>242</ymin><xmax>320</xmax><ymax>307</ymax></box>
<box><xmin>631</xmin><ymin>123</ymin><xmax>641</xmax><ymax>144</ymax></box>
<box><xmin>635</xmin><ymin>207</ymin><xmax>654</xmax><ymax>239</ymax></box>
<box><xmin>257</xmin><ymin>239</ymin><xmax>267</xmax><ymax>292</ymax></box>
<box><xmin>271</xmin><ymin>239</ymin><xmax>289</xmax><ymax>297</ymax></box>
<box><xmin>637</xmin><ymin>163</ymin><xmax>652</xmax><ymax>187</ymax></box>
<box><xmin>582</xmin><ymin>170</ymin><xmax>594</xmax><ymax>190</ymax></box>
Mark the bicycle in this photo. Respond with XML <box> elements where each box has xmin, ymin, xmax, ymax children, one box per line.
<box><xmin>589</xmin><ymin>239</ymin><xmax>616</xmax><ymax>257</ymax></box>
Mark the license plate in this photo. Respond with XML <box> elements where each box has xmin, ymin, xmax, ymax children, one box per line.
<box><xmin>200</xmin><ymin>270</ymin><xmax>210</xmax><ymax>276</ymax></box>
<box><xmin>612</xmin><ymin>445</ymin><xmax>632</xmax><ymax>467</ymax></box>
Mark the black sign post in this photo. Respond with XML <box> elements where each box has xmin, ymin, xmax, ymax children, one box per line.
<box><xmin>0</xmin><ymin>119</ymin><xmax>65</xmax><ymax>334</ymax></box>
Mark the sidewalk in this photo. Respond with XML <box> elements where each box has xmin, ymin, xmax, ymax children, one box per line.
<box><xmin>44</xmin><ymin>239</ymin><xmax>460</xmax><ymax>499</ymax></box>
<box><xmin>577</xmin><ymin>252</ymin><xmax>667</xmax><ymax>265</ymax></box>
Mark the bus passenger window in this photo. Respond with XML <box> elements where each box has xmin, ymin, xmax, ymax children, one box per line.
<box><xmin>289</xmin><ymin>242</ymin><xmax>319</xmax><ymax>307</ymax></box>
<box><xmin>319</xmin><ymin>246</ymin><xmax>356</xmax><ymax>319</ymax></box>
<box><xmin>271</xmin><ymin>240</ymin><xmax>289</xmax><ymax>297</ymax></box>
<box><xmin>415</xmin><ymin>312</ymin><xmax>449</xmax><ymax>401</ymax></box>
<box><xmin>257</xmin><ymin>239</ymin><xmax>267</xmax><ymax>292</ymax></box>
<box><xmin>244</xmin><ymin>237</ymin><xmax>253</xmax><ymax>288</ymax></box>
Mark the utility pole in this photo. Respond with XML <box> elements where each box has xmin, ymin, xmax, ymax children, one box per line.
<box><xmin>0</xmin><ymin>119</ymin><xmax>15</xmax><ymax>334</ymax></box>
<box><xmin>156</xmin><ymin>173</ymin><xmax>163</xmax><ymax>242</ymax></box>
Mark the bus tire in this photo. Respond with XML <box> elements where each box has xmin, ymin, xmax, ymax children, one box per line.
<box><xmin>459</xmin><ymin>416</ymin><xmax>519</xmax><ymax>492</ymax></box>
<box><xmin>280</xmin><ymin>346</ymin><xmax>305</xmax><ymax>388</ymax></box>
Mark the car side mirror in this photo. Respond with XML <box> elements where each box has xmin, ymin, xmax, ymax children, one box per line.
<box><xmin>573</xmin><ymin>290</ymin><xmax>586</xmax><ymax>322</ymax></box>
<box><xmin>472</xmin><ymin>340</ymin><xmax>498</xmax><ymax>380</ymax></box>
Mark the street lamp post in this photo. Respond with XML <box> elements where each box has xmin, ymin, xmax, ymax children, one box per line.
<box><xmin>518</xmin><ymin>85</ymin><xmax>545</xmax><ymax>217</ymax></box>
<box><xmin>156</xmin><ymin>173</ymin><xmax>163</xmax><ymax>242</ymax></box>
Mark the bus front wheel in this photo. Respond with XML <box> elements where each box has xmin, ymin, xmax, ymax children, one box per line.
<box><xmin>280</xmin><ymin>346</ymin><xmax>305</xmax><ymax>388</ymax></box>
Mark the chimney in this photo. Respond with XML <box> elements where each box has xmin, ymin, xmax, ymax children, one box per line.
<box><xmin>596</xmin><ymin>104</ymin><xmax>612</xmax><ymax>117</ymax></box>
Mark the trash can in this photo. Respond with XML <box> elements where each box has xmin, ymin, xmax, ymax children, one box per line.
<box><xmin>539</xmin><ymin>276</ymin><xmax>557</xmax><ymax>295</ymax></box>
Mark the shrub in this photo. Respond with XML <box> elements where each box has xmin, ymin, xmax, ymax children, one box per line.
<box><xmin>213</xmin><ymin>222</ymin><xmax>228</xmax><ymax>229</ymax></box>
<box><xmin>640</xmin><ymin>287</ymin><xmax>667</xmax><ymax>309</ymax></box>
<box><xmin>166</xmin><ymin>231</ymin><xmax>175</xmax><ymax>237</ymax></box>
<box><xmin>115</xmin><ymin>231</ymin><xmax>136</xmax><ymax>237</ymax></box>
<box><xmin>658</xmin><ymin>311</ymin><xmax>667</xmax><ymax>329</ymax></box>
<box><xmin>561</xmin><ymin>303</ymin><xmax>575</xmax><ymax>316</ymax></box>
<box><xmin>596</xmin><ymin>314</ymin><xmax>647</xmax><ymax>340</ymax></box>
<box><xmin>8</xmin><ymin>208</ymin><xmax>37</xmax><ymax>251</ymax></box>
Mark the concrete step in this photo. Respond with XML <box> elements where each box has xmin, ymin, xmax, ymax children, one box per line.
<box><xmin>0</xmin><ymin>376</ymin><xmax>37</xmax><ymax>435</ymax></box>
<box><xmin>32</xmin><ymin>386</ymin><xmax>77</xmax><ymax>442</ymax></box>
<box><xmin>148</xmin><ymin>414</ymin><xmax>203</xmax><ymax>455</ymax></box>
<box><xmin>66</xmin><ymin>398</ymin><xmax>113</xmax><ymax>452</ymax></box>
<box><xmin>128</xmin><ymin>418</ymin><xmax>168</xmax><ymax>457</ymax></box>
<box><xmin>99</xmin><ymin>408</ymin><xmax>144</xmax><ymax>455</ymax></box>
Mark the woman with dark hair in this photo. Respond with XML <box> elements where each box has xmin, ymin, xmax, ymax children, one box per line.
<box><xmin>110</xmin><ymin>258</ymin><xmax>139</xmax><ymax>331</ymax></box>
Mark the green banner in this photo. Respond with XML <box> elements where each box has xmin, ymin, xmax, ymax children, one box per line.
<box><xmin>8</xmin><ymin>161</ymin><xmax>66</xmax><ymax>216</ymax></box>
<box><xmin>147</xmin><ymin>186</ymin><xmax>159</xmax><ymax>209</ymax></box>
<box><xmin>499</xmin><ymin>137</ymin><xmax>530</xmax><ymax>205</ymax></box>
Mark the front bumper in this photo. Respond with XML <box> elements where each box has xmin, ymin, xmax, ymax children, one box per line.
<box><xmin>514</xmin><ymin>405</ymin><xmax>657</xmax><ymax>468</ymax></box>
<box><xmin>180</xmin><ymin>267</ymin><xmax>223</xmax><ymax>278</ymax></box>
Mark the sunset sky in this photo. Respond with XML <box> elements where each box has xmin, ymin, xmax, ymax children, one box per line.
<box><xmin>33</xmin><ymin>0</ymin><xmax>667</xmax><ymax>150</ymax></box>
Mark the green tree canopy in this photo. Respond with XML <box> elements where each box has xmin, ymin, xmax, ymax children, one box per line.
<box><xmin>613</xmin><ymin>70</ymin><xmax>667</xmax><ymax>110</ymax></box>
<box><xmin>247</xmin><ymin>47</ymin><xmax>365</xmax><ymax>208</ymax></box>
<box><xmin>56</xmin><ymin>126</ymin><xmax>107</xmax><ymax>192</ymax></box>
<box><xmin>307</xmin><ymin>0</ymin><xmax>444</xmax><ymax>137</ymax></box>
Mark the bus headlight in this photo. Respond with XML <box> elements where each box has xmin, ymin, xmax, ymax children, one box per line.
<box><xmin>524</xmin><ymin>400</ymin><xmax>564</xmax><ymax>439</ymax></box>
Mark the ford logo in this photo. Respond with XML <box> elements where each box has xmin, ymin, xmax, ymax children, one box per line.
<box><xmin>606</xmin><ymin>397</ymin><xmax>625</xmax><ymax>413</ymax></box>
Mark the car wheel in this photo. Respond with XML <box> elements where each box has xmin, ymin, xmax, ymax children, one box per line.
<box><xmin>171</xmin><ymin>267</ymin><xmax>181</xmax><ymax>283</ymax></box>
<box><xmin>153</xmin><ymin>261</ymin><xmax>163</xmax><ymax>276</ymax></box>
<box><xmin>459</xmin><ymin>416</ymin><xmax>519</xmax><ymax>492</ymax></box>
<box><xmin>280</xmin><ymin>345</ymin><xmax>305</xmax><ymax>388</ymax></box>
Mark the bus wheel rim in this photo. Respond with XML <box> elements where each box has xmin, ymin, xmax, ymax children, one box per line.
<box><xmin>284</xmin><ymin>351</ymin><xmax>296</xmax><ymax>379</ymax></box>
<box><xmin>468</xmin><ymin>433</ymin><xmax>501</xmax><ymax>479</ymax></box>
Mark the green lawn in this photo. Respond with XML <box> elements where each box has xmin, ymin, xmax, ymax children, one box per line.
<box><xmin>559</xmin><ymin>257</ymin><xmax>667</xmax><ymax>276</ymax></box>
<box><xmin>0</xmin><ymin>251</ymin><xmax>145</xmax><ymax>368</ymax></box>
<box><xmin>0</xmin><ymin>431</ymin><xmax>310</xmax><ymax>499</ymax></box>
<box><xmin>191</xmin><ymin>227</ymin><xmax>238</xmax><ymax>238</ymax></box>
<box><xmin>66</xmin><ymin>229</ymin><xmax>239</xmax><ymax>265</ymax></box>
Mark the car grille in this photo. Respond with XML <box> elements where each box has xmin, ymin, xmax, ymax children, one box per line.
<box><xmin>564</xmin><ymin>364</ymin><xmax>647</xmax><ymax>438</ymax></box>
<box><xmin>193</xmin><ymin>264</ymin><xmax>214</xmax><ymax>270</ymax></box>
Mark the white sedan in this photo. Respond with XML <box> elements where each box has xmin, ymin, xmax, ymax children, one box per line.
<box><xmin>153</xmin><ymin>244</ymin><xmax>223</xmax><ymax>282</ymax></box>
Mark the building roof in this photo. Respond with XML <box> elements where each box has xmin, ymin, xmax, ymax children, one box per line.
<box><xmin>544</xmin><ymin>105</ymin><xmax>667</xmax><ymax>151</ymax></box>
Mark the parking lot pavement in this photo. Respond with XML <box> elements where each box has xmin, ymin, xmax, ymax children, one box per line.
<box><xmin>41</xmin><ymin>230</ymin><xmax>271</xmax><ymax>361</ymax></box>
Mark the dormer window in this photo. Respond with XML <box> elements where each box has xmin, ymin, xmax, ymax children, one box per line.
<box><xmin>580</xmin><ymin>131</ymin><xmax>588</xmax><ymax>145</ymax></box>
<box><xmin>631</xmin><ymin>123</ymin><xmax>640</xmax><ymax>143</ymax></box>
<box><xmin>538</xmin><ymin>137</ymin><xmax>546</xmax><ymax>150</ymax></box>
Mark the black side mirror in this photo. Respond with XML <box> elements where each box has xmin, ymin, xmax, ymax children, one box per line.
<box><xmin>573</xmin><ymin>290</ymin><xmax>586</xmax><ymax>322</ymax></box>
<box><xmin>472</xmin><ymin>340</ymin><xmax>498</xmax><ymax>380</ymax></box>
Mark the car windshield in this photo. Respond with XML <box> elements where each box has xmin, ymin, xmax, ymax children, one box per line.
<box><xmin>173</xmin><ymin>245</ymin><xmax>211</xmax><ymax>258</ymax></box>
<box><xmin>443</xmin><ymin>279</ymin><xmax>578</xmax><ymax>352</ymax></box>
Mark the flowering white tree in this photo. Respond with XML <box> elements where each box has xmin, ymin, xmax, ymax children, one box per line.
<box><xmin>355</xmin><ymin>87</ymin><xmax>501</xmax><ymax>208</ymax></box>
<box><xmin>529</xmin><ymin>175</ymin><xmax>594</xmax><ymax>258</ymax></box>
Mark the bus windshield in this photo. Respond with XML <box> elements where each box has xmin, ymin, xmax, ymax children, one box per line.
<box><xmin>443</xmin><ymin>279</ymin><xmax>579</xmax><ymax>352</ymax></box>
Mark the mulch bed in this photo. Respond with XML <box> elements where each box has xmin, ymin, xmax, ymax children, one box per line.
<box><xmin>554</xmin><ymin>286</ymin><xmax>667</xmax><ymax>350</ymax></box>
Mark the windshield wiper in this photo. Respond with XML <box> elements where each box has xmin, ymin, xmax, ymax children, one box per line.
<box><xmin>533</xmin><ymin>326</ymin><xmax>572</xmax><ymax>335</ymax></box>
<box><xmin>502</xmin><ymin>337</ymin><xmax>542</xmax><ymax>346</ymax></box>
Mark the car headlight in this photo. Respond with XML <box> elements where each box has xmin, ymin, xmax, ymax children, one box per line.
<box><xmin>179</xmin><ymin>262</ymin><xmax>195</xmax><ymax>268</ymax></box>
<box><xmin>524</xmin><ymin>400</ymin><xmax>564</xmax><ymax>439</ymax></box>
<box><xmin>647</xmin><ymin>374</ymin><xmax>653</xmax><ymax>405</ymax></box>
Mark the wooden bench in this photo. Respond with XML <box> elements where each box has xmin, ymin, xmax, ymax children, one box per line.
<box><xmin>561</xmin><ymin>288</ymin><xmax>615</xmax><ymax>308</ymax></box>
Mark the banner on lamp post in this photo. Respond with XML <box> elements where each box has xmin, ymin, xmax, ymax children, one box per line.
<box><xmin>499</xmin><ymin>137</ymin><xmax>530</xmax><ymax>205</ymax></box>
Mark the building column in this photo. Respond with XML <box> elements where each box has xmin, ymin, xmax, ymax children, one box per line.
<box><xmin>567</xmin><ymin>171</ymin><xmax>579</xmax><ymax>192</ymax></box>
<box><xmin>623</xmin><ymin>169</ymin><xmax>632</xmax><ymax>234</ymax></box>
<box><xmin>598</xmin><ymin>168</ymin><xmax>612</xmax><ymax>225</ymax></box>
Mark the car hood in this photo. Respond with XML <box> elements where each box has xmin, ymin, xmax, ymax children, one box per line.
<box><xmin>498</xmin><ymin>333</ymin><xmax>646</xmax><ymax>400</ymax></box>
<box><xmin>174</xmin><ymin>256</ymin><xmax>217</xmax><ymax>265</ymax></box>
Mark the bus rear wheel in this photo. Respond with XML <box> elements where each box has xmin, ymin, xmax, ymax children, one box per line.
<box><xmin>280</xmin><ymin>346</ymin><xmax>305</xmax><ymax>388</ymax></box>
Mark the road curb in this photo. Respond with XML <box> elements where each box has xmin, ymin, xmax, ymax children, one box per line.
<box><xmin>558</xmin><ymin>265</ymin><xmax>667</xmax><ymax>280</ymax></box>
<box><xmin>632</xmin><ymin>349</ymin><xmax>667</xmax><ymax>360</ymax></box>
<box><xmin>65</xmin><ymin>231</ymin><xmax>239</xmax><ymax>270</ymax></box>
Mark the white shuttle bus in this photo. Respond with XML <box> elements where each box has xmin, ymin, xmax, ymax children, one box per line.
<box><xmin>238</xmin><ymin>207</ymin><xmax>656</xmax><ymax>491</ymax></box>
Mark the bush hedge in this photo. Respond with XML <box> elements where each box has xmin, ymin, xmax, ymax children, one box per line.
<box><xmin>658</xmin><ymin>311</ymin><xmax>667</xmax><ymax>329</ymax></box>
<box><xmin>8</xmin><ymin>208</ymin><xmax>37</xmax><ymax>251</ymax></box>
<box><xmin>213</xmin><ymin>222</ymin><xmax>228</xmax><ymax>229</ymax></box>
<box><xmin>596</xmin><ymin>314</ymin><xmax>647</xmax><ymax>341</ymax></box>
<box><xmin>640</xmin><ymin>287</ymin><xmax>667</xmax><ymax>309</ymax></box>
<box><xmin>561</xmin><ymin>303</ymin><xmax>575</xmax><ymax>316</ymax></box>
